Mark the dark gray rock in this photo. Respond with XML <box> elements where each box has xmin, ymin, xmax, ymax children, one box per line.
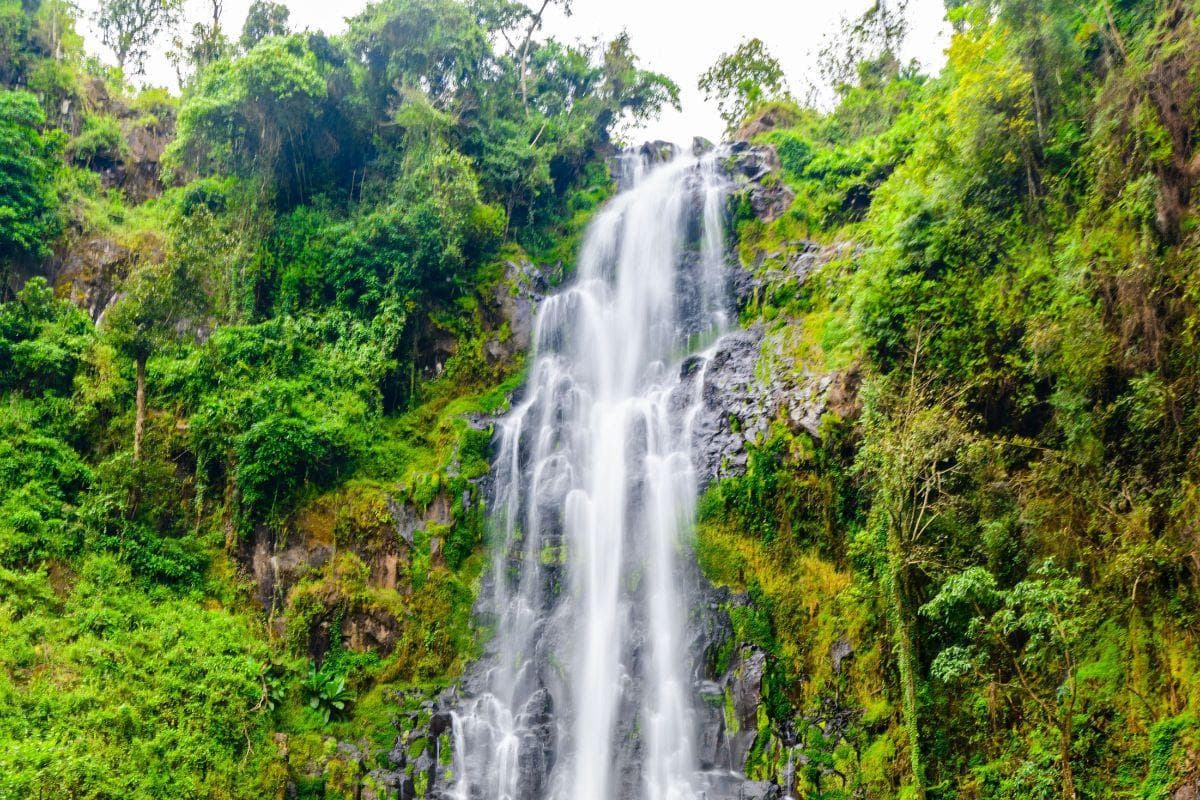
<box><xmin>739</xmin><ymin>780</ymin><xmax>784</xmax><ymax>800</ymax></box>
<box><xmin>640</xmin><ymin>139</ymin><xmax>679</xmax><ymax>164</ymax></box>
<box><xmin>725</xmin><ymin>141</ymin><xmax>795</xmax><ymax>223</ymax></box>
<box><xmin>485</xmin><ymin>258</ymin><xmax>562</xmax><ymax>364</ymax></box>
<box><xmin>726</xmin><ymin>646</ymin><xmax>768</xmax><ymax>769</ymax></box>
<box><xmin>830</xmin><ymin>636</ymin><xmax>854</xmax><ymax>675</ymax></box>
<box><xmin>682</xmin><ymin>328</ymin><xmax>767</xmax><ymax>489</ymax></box>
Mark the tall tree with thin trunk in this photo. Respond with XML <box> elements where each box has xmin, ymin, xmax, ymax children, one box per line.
<box><xmin>856</xmin><ymin>344</ymin><xmax>976</xmax><ymax>800</ymax></box>
<box><xmin>103</xmin><ymin>257</ymin><xmax>205</xmax><ymax>461</ymax></box>
<box><xmin>515</xmin><ymin>0</ymin><xmax>571</xmax><ymax>112</ymax></box>
<box><xmin>96</xmin><ymin>0</ymin><xmax>184</xmax><ymax>74</ymax></box>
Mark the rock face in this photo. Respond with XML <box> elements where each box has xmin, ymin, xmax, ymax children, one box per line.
<box><xmin>681</xmin><ymin>328</ymin><xmax>768</xmax><ymax>488</ymax></box>
<box><xmin>240</xmin><ymin>490</ymin><xmax>454</xmax><ymax>657</ymax></box>
<box><xmin>49</xmin><ymin>236</ymin><xmax>144</xmax><ymax>322</ymax></box>
<box><xmin>79</xmin><ymin>77</ymin><xmax>174</xmax><ymax>203</ymax></box>
<box><xmin>679</xmin><ymin>321</ymin><xmax>856</xmax><ymax>491</ymax></box>
<box><xmin>725</xmin><ymin>142</ymin><xmax>795</xmax><ymax>223</ymax></box>
<box><xmin>484</xmin><ymin>257</ymin><xmax>562</xmax><ymax>364</ymax></box>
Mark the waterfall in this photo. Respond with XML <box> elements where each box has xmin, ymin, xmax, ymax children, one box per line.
<box><xmin>451</xmin><ymin>147</ymin><xmax>731</xmax><ymax>800</ymax></box>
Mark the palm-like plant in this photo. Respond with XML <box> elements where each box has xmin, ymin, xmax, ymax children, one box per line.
<box><xmin>303</xmin><ymin>665</ymin><xmax>354</xmax><ymax>723</ymax></box>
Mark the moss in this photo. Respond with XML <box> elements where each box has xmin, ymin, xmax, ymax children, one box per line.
<box><xmin>1142</xmin><ymin>714</ymin><xmax>1198</xmax><ymax>799</ymax></box>
<box><xmin>408</xmin><ymin>736</ymin><xmax>428</xmax><ymax>761</ymax></box>
<box><xmin>724</xmin><ymin>685</ymin><xmax>739</xmax><ymax>735</ymax></box>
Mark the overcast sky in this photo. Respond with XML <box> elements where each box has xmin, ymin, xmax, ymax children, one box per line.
<box><xmin>75</xmin><ymin>0</ymin><xmax>950</xmax><ymax>144</ymax></box>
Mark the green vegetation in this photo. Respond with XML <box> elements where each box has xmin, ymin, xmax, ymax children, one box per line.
<box><xmin>5</xmin><ymin>0</ymin><xmax>1200</xmax><ymax>796</ymax></box>
<box><xmin>0</xmin><ymin>0</ymin><xmax>673</xmax><ymax>795</ymax></box>
<box><xmin>696</xmin><ymin>0</ymin><xmax>1200</xmax><ymax>797</ymax></box>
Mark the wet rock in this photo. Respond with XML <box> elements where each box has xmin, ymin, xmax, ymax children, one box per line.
<box><xmin>696</xmin><ymin>680</ymin><xmax>727</xmax><ymax>769</ymax></box>
<box><xmin>693</xmin><ymin>135</ymin><xmax>716</xmax><ymax>156</ymax></box>
<box><xmin>830</xmin><ymin>636</ymin><xmax>854</xmax><ymax>675</ymax></box>
<box><xmin>726</xmin><ymin>646</ymin><xmax>768</xmax><ymax>769</ymax></box>
<box><xmin>382</xmin><ymin>689</ymin><xmax>460</xmax><ymax>798</ymax></box>
<box><xmin>739</xmin><ymin>780</ymin><xmax>784</xmax><ymax>800</ymax></box>
<box><xmin>683</xmin><ymin>328</ymin><xmax>767</xmax><ymax>489</ymax></box>
<box><xmin>485</xmin><ymin>257</ymin><xmax>562</xmax><ymax>364</ymax></box>
<box><xmin>725</xmin><ymin>141</ymin><xmax>794</xmax><ymax>223</ymax></box>
<box><xmin>640</xmin><ymin>139</ymin><xmax>679</xmax><ymax>164</ymax></box>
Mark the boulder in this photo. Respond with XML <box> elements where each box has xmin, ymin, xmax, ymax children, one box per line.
<box><xmin>1175</xmin><ymin>776</ymin><xmax>1200</xmax><ymax>800</ymax></box>
<box><xmin>735</xmin><ymin>104</ymin><xmax>803</xmax><ymax>142</ymax></box>
<box><xmin>725</xmin><ymin>141</ymin><xmax>795</xmax><ymax>223</ymax></box>
<box><xmin>485</xmin><ymin>257</ymin><xmax>562</xmax><ymax>364</ymax></box>
<box><xmin>51</xmin><ymin>236</ymin><xmax>136</xmax><ymax>322</ymax></box>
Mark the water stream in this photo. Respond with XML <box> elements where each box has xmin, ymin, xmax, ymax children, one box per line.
<box><xmin>451</xmin><ymin>148</ymin><xmax>732</xmax><ymax>800</ymax></box>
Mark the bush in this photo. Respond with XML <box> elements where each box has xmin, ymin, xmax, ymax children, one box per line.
<box><xmin>67</xmin><ymin>113</ymin><xmax>126</xmax><ymax>167</ymax></box>
<box><xmin>0</xmin><ymin>90</ymin><xmax>61</xmax><ymax>258</ymax></box>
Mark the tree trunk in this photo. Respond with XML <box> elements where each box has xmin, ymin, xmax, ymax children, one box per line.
<box><xmin>1059</xmin><ymin>720</ymin><xmax>1076</xmax><ymax>800</ymax></box>
<box><xmin>134</xmin><ymin>355</ymin><xmax>146</xmax><ymax>462</ymax></box>
<box><xmin>887</xmin><ymin>527</ymin><xmax>927</xmax><ymax>800</ymax></box>
<box><xmin>519</xmin><ymin>0</ymin><xmax>553</xmax><ymax>112</ymax></box>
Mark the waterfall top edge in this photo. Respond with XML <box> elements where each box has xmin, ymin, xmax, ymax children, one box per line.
<box><xmin>611</xmin><ymin>140</ymin><xmax>729</xmax><ymax>193</ymax></box>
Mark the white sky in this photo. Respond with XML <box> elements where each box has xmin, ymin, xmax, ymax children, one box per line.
<box><xmin>74</xmin><ymin>0</ymin><xmax>950</xmax><ymax>144</ymax></box>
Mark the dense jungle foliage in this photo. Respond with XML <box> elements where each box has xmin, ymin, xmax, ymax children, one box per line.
<box><xmin>0</xmin><ymin>0</ymin><xmax>675</xmax><ymax>795</ymax></box>
<box><xmin>2</xmin><ymin>0</ymin><xmax>1200</xmax><ymax>797</ymax></box>
<box><xmin>700</xmin><ymin>1</ymin><xmax>1200</xmax><ymax>798</ymax></box>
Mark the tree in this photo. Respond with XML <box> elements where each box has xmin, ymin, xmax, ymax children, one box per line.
<box><xmin>855</xmin><ymin>353</ymin><xmax>978</xmax><ymax>800</ymax></box>
<box><xmin>239</xmin><ymin>0</ymin><xmax>288</xmax><ymax>51</ymax></box>
<box><xmin>923</xmin><ymin>560</ymin><xmax>1090</xmax><ymax>800</ymax></box>
<box><xmin>0</xmin><ymin>90</ymin><xmax>61</xmax><ymax>272</ymax></box>
<box><xmin>166</xmin><ymin>35</ymin><xmax>327</xmax><ymax>200</ymax></box>
<box><xmin>189</xmin><ymin>0</ymin><xmax>229</xmax><ymax>69</ymax></box>
<box><xmin>699</xmin><ymin>37</ymin><xmax>790</xmax><ymax>133</ymax></box>
<box><xmin>514</xmin><ymin>0</ymin><xmax>571</xmax><ymax>112</ymax></box>
<box><xmin>95</xmin><ymin>0</ymin><xmax>184</xmax><ymax>74</ymax></box>
<box><xmin>818</xmin><ymin>0</ymin><xmax>910</xmax><ymax>94</ymax></box>
<box><xmin>595</xmin><ymin>31</ymin><xmax>679</xmax><ymax>132</ymax></box>
<box><xmin>103</xmin><ymin>256</ymin><xmax>206</xmax><ymax>461</ymax></box>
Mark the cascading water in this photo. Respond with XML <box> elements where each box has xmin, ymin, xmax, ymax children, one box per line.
<box><xmin>451</xmin><ymin>147</ymin><xmax>732</xmax><ymax>800</ymax></box>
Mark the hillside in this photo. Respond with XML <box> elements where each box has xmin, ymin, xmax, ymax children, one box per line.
<box><xmin>2</xmin><ymin>1</ymin><xmax>1200</xmax><ymax>799</ymax></box>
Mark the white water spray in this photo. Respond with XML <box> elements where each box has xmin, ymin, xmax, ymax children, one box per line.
<box><xmin>452</xmin><ymin>149</ymin><xmax>731</xmax><ymax>800</ymax></box>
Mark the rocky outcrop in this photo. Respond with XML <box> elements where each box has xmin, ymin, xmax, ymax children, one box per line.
<box><xmin>370</xmin><ymin>695</ymin><xmax>457</xmax><ymax>800</ymax></box>
<box><xmin>725</xmin><ymin>142</ymin><xmax>795</xmax><ymax>223</ymax></box>
<box><xmin>49</xmin><ymin>235</ymin><xmax>144</xmax><ymax>322</ymax></box>
<box><xmin>244</xmin><ymin>492</ymin><xmax>452</xmax><ymax>611</ymax></box>
<box><xmin>734</xmin><ymin>104</ymin><xmax>803</xmax><ymax>143</ymax></box>
<box><xmin>484</xmin><ymin>257</ymin><xmax>562</xmax><ymax>364</ymax></box>
<box><xmin>681</xmin><ymin>328</ymin><xmax>858</xmax><ymax>491</ymax></box>
<box><xmin>682</xmin><ymin>328</ymin><xmax>767</xmax><ymax>488</ymax></box>
<box><xmin>79</xmin><ymin>76</ymin><xmax>174</xmax><ymax>203</ymax></box>
<box><xmin>241</xmin><ymin>489</ymin><xmax>456</xmax><ymax>660</ymax></box>
<box><xmin>1176</xmin><ymin>776</ymin><xmax>1200</xmax><ymax>800</ymax></box>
